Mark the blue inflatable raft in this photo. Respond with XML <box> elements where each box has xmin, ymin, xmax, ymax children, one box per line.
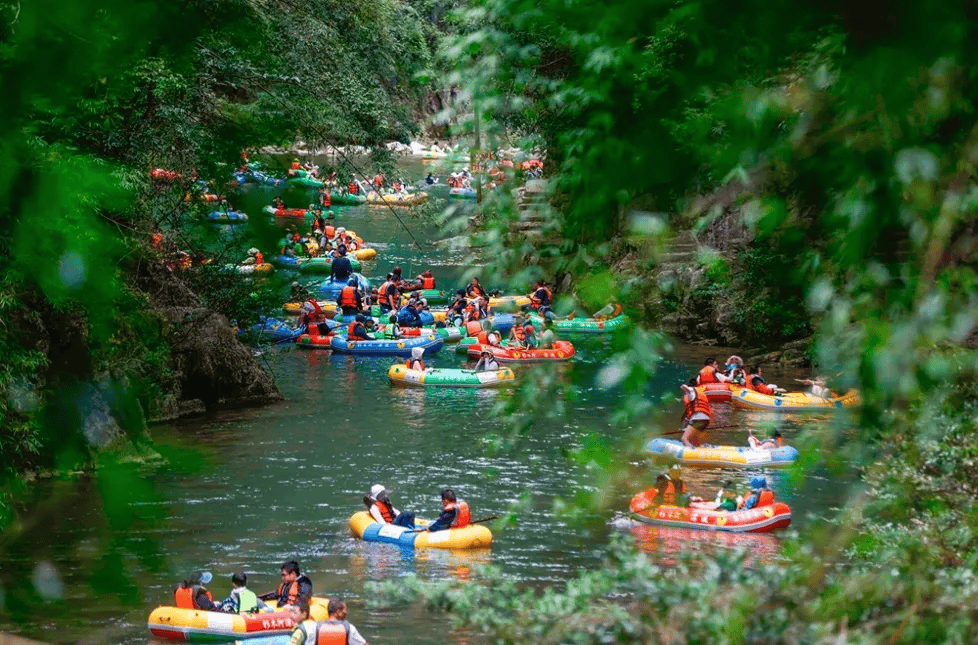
<box><xmin>239</xmin><ymin>317</ymin><xmax>306</xmax><ymax>343</ymax></box>
<box><xmin>644</xmin><ymin>437</ymin><xmax>799</xmax><ymax>468</ymax></box>
<box><xmin>320</xmin><ymin>274</ymin><xmax>371</xmax><ymax>301</ymax></box>
<box><xmin>329</xmin><ymin>334</ymin><xmax>443</xmax><ymax>357</ymax></box>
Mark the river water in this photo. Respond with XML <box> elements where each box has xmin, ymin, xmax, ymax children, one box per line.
<box><xmin>0</xmin><ymin>162</ymin><xmax>850</xmax><ymax>645</ymax></box>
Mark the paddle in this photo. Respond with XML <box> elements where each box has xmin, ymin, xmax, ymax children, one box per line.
<box><xmin>405</xmin><ymin>515</ymin><xmax>500</xmax><ymax>533</ymax></box>
<box><xmin>660</xmin><ymin>424</ymin><xmax>740</xmax><ymax>436</ymax></box>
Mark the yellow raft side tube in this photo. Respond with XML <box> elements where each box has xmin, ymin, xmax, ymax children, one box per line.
<box><xmin>349</xmin><ymin>511</ymin><xmax>492</xmax><ymax>550</ymax></box>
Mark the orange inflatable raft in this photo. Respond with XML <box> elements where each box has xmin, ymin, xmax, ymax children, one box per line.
<box><xmin>465</xmin><ymin>340</ymin><xmax>576</xmax><ymax>363</ymax></box>
<box><xmin>629</xmin><ymin>490</ymin><xmax>791</xmax><ymax>533</ymax></box>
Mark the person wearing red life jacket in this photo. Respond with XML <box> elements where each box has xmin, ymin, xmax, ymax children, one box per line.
<box><xmin>696</xmin><ymin>357</ymin><xmax>731</xmax><ymax>385</ymax></box>
<box><xmin>259</xmin><ymin>560</ymin><xmax>313</xmax><ymax>609</ymax></box>
<box><xmin>680</xmin><ymin>379</ymin><xmax>712</xmax><ymax>448</ymax></box>
<box><xmin>313</xmin><ymin>598</ymin><xmax>369</xmax><ymax>645</ymax></box>
<box><xmin>418</xmin><ymin>270</ymin><xmax>436</xmax><ymax>290</ymax></box>
<box><xmin>346</xmin><ymin>314</ymin><xmax>373</xmax><ymax>341</ymax></box>
<box><xmin>425</xmin><ymin>488</ymin><xmax>471</xmax><ymax>532</ymax></box>
<box><xmin>348</xmin><ymin>181</ymin><xmax>359</xmax><ymax>195</ymax></box>
<box><xmin>338</xmin><ymin>278</ymin><xmax>363</xmax><ymax>316</ymax></box>
<box><xmin>741</xmin><ymin>476</ymin><xmax>775</xmax><ymax>510</ymax></box>
<box><xmin>373</xmin><ymin>173</ymin><xmax>384</xmax><ymax>190</ymax></box>
<box><xmin>174</xmin><ymin>571</ymin><xmax>219</xmax><ymax>610</ymax></box>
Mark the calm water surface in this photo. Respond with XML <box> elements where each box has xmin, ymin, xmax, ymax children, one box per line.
<box><xmin>0</xmin><ymin>167</ymin><xmax>851</xmax><ymax>645</ymax></box>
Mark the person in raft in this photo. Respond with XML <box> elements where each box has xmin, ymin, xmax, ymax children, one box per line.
<box><xmin>287</xmin><ymin>600</ymin><xmax>318</xmax><ymax>645</ymax></box>
<box><xmin>746</xmin><ymin>365</ymin><xmax>784</xmax><ymax>395</ymax></box>
<box><xmin>219</xmin><ymin>572</ymin><xmax>264</xmax><ymax>614</ymax></box>
<box><xmin>347</xmin><ymin>314</ymin><xmax>375</xmax><ymax>341</ymax></box>
<box><xmin>696</xmin><ymin>357</ymin><xmax>731</xmax><ymax>385</ymax></box>
<box><xmin>680</xmin><ymin>379</ymin><xmax>712</xmax><ymax>448</ymax></box>
<box><xmin>747</xmin><ymin>429</ymin><xmax>784</xmax><ymax>449</ymax></box>
<box><xmin>174</xmin><ymin>571</ymin><xmax>219</xmax><ymax>610</ymax></box>
<box><xmin>405</xmin><ymin>346</ymin><xmax>426</xmax><ymax>371</ymax></box>
<box><xmin>259</xmin><ymin>560</ymin><xmax>313</xmax><ymax>608</ymax></box>
<box><xmin>714</xmin><ymin>480</ymin><xmax>740</xmax><ymax>512</ymax></box>
<box><xmin>337</xmin><ymin>278</ymin><xmax>365</xmax><ymax>317</ymax></box>
<box><xmin>651</xmin><ymin>465</ymin><xmax>689</xmax><ymax>506</ymax></box>
<box><xmin>424</xmin><ymin>488</ymin><xmax>471</xmax><ymax>532</ymax></box>
<box><xmin>537</xmin><ymin>317</ymin><xmax>556</xmax><ymax>349</ymax></box>
<box><xmin>740</xmin><ymin>476</ymin><xmax>774</xmax><ymax>510</ymax></box>
<box><xmin>318</xmin><ymin>598</ymin><xmax>369</xmax><ymax>645</ymax></box>
<box><xmin>366</xmin><ymin>484</ymin><xmax>416</xmax><ymax>528</ymax></box>
<box><xmin>474</xmin><ymin>349</ymin><xmax>500</xmax><ymax>372</ymax></box>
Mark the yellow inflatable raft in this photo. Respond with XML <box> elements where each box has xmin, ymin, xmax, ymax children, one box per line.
<box><xmin>349</xmin><ymin>248</ymin><xmax>377</xmax><ymax>261</ymax></box>
<box><xmin>731</xmin><ymin>388</ymin><xmax>861</xmax><ymax>411</ymax></box>
<box><xmin>349</xmin><ymin>511</ymin><xmax>492</xmax><ymax>550</ymax></box>
<box><xmin>148</xmin><ymin>597</ymin><xmax>329</xmax><ymax>642</ymax></box>
<box><xmin>366</xmin><ymin>192</ymin><xmax>429</xmax><ymax>206</ymax></box>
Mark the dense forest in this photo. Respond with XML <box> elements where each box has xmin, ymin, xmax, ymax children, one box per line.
<box><xmin>3</xmin><ymin>0</ymin><xmax>978</xmax><ymax>642</ymax></box>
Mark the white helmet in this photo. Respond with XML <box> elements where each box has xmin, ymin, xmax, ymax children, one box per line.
<box><xmin>248</xmin><ymin>247</ymin><xmax>259</xmax><ymax>256</ymax></box>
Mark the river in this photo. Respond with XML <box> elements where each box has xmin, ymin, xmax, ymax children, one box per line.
<box><xmin>0</xmin><ymin>160</ymin><xmax>850</xmax><ymax>645</ymax></box>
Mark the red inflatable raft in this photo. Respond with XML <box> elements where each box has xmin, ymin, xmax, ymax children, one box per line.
<box><xmin>702</xmin><ymin>382</ymin><xmax>732</xmax><ymax>402</ymax></box>
<box><xmin>465</xmin><ymin>340</ymin><xmax>575</xmax><ymax>363</ymax></box>
<box><xmin>629</xmin><ymin>490</ymin><xmax>791</xmax><ymax>533</ymax></box>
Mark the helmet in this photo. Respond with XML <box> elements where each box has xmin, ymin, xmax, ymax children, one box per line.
<box><xmin>291</xmin><ymin>281</ymin><xmax>300</xmax><ymax>288</ymax></box>
<box><xmin>248</xmin><ymin>248</ymin><xmax>258</xmax><ymax>256</ymax></box>
<box><xmin>369</xmin><ymin>484</ymin><xmax>389</xmax><ymax>498</ymax></box>
<box><xmin>411</xmin><ymin>346</ymin><xmax>424</xmax><ymax>360</ymax></box>
<box><xmin>348</xmin><ymin>278</ymin><xmax>358</xmax><ymax>286</ymax></box>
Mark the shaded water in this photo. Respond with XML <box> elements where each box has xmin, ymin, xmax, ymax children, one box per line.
<box><xmin>0</xmin><ymin>166</ymin><xmax>850</xmax><ymax>644</ymax></box>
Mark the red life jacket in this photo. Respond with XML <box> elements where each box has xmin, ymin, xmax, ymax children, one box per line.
<box><xmin>683</xmin><ymin>386</ymin><xmax>712</xmax><ymax>421</ymax></box>
<box><xmin>348</xmin><ymin>182</ymin><xmax>358</xmax><ymax>194</ymax></box>
<box><xmin>339</xmin><ymin>286</ymin><xmax>358</xmax><ymax>308</ymax></box>
<box><xmin>373</xmin><ymin>174</ymin><xmax>384</xmax><ymax>188</ymax></box>
<box><xmin>291</xmin><ymin>162</ymin><xmax>300</xmax><ymax>170</ymax></box>
<box><xmin>347</xmin><ymin>321</ymin><xmax>365</xmax><ymax>340</ymax></box>
<box><xmin>465</xmin><ymin>321</ymin><xmax>482</xmax><ymax>337</ymax></box>
<box><xmin>255</xmin><ymin>252</ymin><xmax>264</xmax><ymax>265</ymax></box>
<box><xmin>324</xmin><ymin>225</ymin><xmax>335</xmax><ymax>239</ymax></box>
<box><xmin>512</xmin><ymin>325</ymin><xmax>525</xmax><ymax>341</ymax></box>
<box><xmin>447</xmin><ymin>500</ymin><xmax>471</xmax><ymax>527</ymax></box>
<box><xmin>756</xmin><ymin>490</ymin><xmax>775</xmax><ymax>507</ymax></box>
<box><xmin>316</xmin><ymin>621</ymin><xmax>350</xmax><ymax>645</ymax></box>
<box><xmin>531</xmin><ymin>287</ymin><xmax>552</xmax><ymax>309</ymax></box>
<box><xmin>376</xmin><ymin>499</ymin><xmax>395</xmax><ymax>523</ymax></box>
<box><xmin>421</xmin><ymin>276</ymin><xmax>435</xmax><ymax>289</ymax></box>
<box><xmin>630</xmin><ymin>481</ymin><xmax>685</xmax><ymax>513</ymax></box>
<box><xmin>698</xmin><ymin>365</ymin><xmax>720</xmax><ymax>384</ymax></box>
<box><xmin>747</xmin><ymin>375</ymin><xmax>775</xmax><ymax>395</ymax></box>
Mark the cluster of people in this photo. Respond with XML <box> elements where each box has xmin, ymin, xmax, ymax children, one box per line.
<box><xmin>643</xmin><ymin>465</ymin><xmax>776</xmax><ymax>514</ymax></box>
<box><xmin>174</xmin><ymin>563</ymin><xmax>369</xmax><ymax>644</ymax></box>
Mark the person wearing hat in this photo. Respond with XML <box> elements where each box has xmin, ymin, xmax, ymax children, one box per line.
<box><xmin>741</xmin><ymin>476</ymin><xmax>774</xmax><ymax>510</ymax></box>
<box><xmin>347</xmin><ymin>314</ymin><xmax>374</xmax><ymax>341</ymax></box>
<box><xmin>405</xmin><ymin>346</ymin><xmax>426</xmax><ymax>371</ymax></box>
<box><xmin>366</xmin><ymin>484</ymin><xmax>416</xmax><ymax>528</ymax></box>
<box><xmin>174</xmin><ymin>571</ymin><xmax>219</xmax><ymax>610</ymax></box>
<box><xmin>473</xmin><ymin>349</ymin><xmax>499</xmax><ymax>372</ymax></box>
<box><xmin>329</xmin><ymin>244</ymin><xmax>353</xmax><ymax>281</ymax></box>
<box><xmin>747</xmin><ymin>428</ymin><xmax>784</xmax><ymax>450</ymax></box>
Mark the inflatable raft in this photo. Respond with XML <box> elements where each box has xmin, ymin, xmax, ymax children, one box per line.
<box><xmin>527</xmin><ymin>313</ymin><xmax>629</xmax><ymax>334</ymax></box>
<box><xmin>320</xmin><ymin>274</ymin><xmax>370</xmax><ymax>301</ymax></box>
<box><xmin>644</xmin><ymin>437</ymin><xmax>799</xmax><ymax>468</ymax></box>
<box><xmin>269</xmin><ymin>255</ymin><xmax>306</xmax><ymax>269</ymax></box>
<box><xmin>207</xmin><ymin>211</ymin><xmax>248</xmax><ymax>222</ymax></box>
<box><xmin>287</xmin><ymin>176</ymin><xmax>323</xmax><ymax>189</ymax></box>
<box><xmin>349</xmin><ymin>248</ymin><xmax>377</xmax><ymax>261</ymax></box>
<box><xmin>731</xmin><ymin>389</ymin><xmax>861</xmax><ymax>411</ymax></box>
<box><xmin>328</xmin><ymin>192</ymin><xmax>366</xmax><ymax>205</ymax></box>
<box><xmin>367</xmin><ymin>191</ymin><xmax>429</xmax><ymax>206</ymax></box>
<box><xmin>466</xmin><ymin>339</ymin><xmax>575</xmax><ymax>363</ymax></box>
<box><xmin>449</xmin><ymin>187</ymin><xmax>477</xmax><ymax>199</ymax></box>
<box><xmin>262</xmin><ymin>206</ymin><xmax>309</xmax><ymax>218</ymax></box>
<box><xmin>349</xmin><ymin>511</ymin><xmax>491</xmax><ymax>549</ymax></box>
<box><xmin>297</xmin><ymin>256</ymin><xmax>362</xmax><ymax>274</ymax></box>
<box><xmin>329</xmin><ymin>334</ymin><xmax>443</xmax><ymax>357</ymax></box>
<box><xmin>381</xmin><ymin>325</ymin><xmax>464</xmax><ymax>343</ymax></box>
<box><xmin>468</xmin><ymin>295</ymin><xmax>531</xmax><ymax>312</ymax></box>
<box><xmin>629</xmin><ymin>498</ymin><xmax>792</xmax><ymax>533</ymax></box>
<box><xmin>226</xmin><ymin>263</ymin><xmax>273</xmax><ymax>275</ymax></box>
<box><xmin>702</xmin><ymin>382</ymin><xmax>732</xmax><ymax>402</ymax></box>
<box><xmin>239</xmin><ymin>318</ymin><xmax>306</xmax><ymax>343</ymax></box>
<box><xmin>388</xmin><ymin>365</ymin><xmax>516</xmax><ymax>388</ymax></box>
<box><xmin>400</xmin><ymin>289</ymin><xmax>449</xmax><ymax>305</ymax></box>
<box><xmin>147</xmin><ymin>597</ymin><xmax>329</xmax><ymax>642</ymax></box>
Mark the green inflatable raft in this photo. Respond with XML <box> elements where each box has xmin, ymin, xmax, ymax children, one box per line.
<box><xmin>329</xmin><ymin>192</ymin><xmax>367</xmax><ymax>205</ymax></box>
<box><xmin>526</xmin><ymin>313</ymin><xmax>629</xmax><ymax>333</ymax></box>
<box><xmin>298</xmin><ymin>256</ymin><xmax>362</xmax><ymax>274</ymax></box>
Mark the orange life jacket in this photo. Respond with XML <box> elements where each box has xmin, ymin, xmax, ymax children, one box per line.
<box><xmin>467</xmin><ymin>305</ymin><xmax>482</xmax><ymax>321</ymax></box>
<box><xmin>756</xmin><ymin>490</ymin><xmax>775</xmax><ymax>507</ymax></box>
<box><xmin>476</xmin><ymin>331</ymin><xmax>489</xmax><ymax>344</ymax></box>
<box><xmin>174</xmin><ymin>585</ymin><xmax>212</xmax><ymax>609</ymax></box>
<box><xmin>698</xmin><ymin>365</ymin><xmax>720</xmax><ymax>384</ymax></box>
<box><xmin>378</xmin><ymin>281</ymin><xmax>396</xmax><ymax>307</ymax></box>
<box><xmin>316</xmin><ymin>620</ymin><xmax>350</xmax><ymax>645</ymax></box>
<box><xmin>347</xmin><ymin>321</ymin><xmax>366</xmax><ymax>340</ymax></box>
<box><xmin>683</xmin><ymin>386</ymin><xmax>712</xmax><ymax>421</ymax></box>
<box><xmin>324</xmin><ymin>225</ymin><xmax>335</xmax><ymax>239</ymax></box>
<box><xmin>465</xmin><ymin>321</ymin><xmax>482</xmax><ymax>337</ymax></box>
<box><xmin>376</xmin><ymin>499</ymin><xmax>395</xmax><ymax>523</ymax></box>
<box><xmin>531</xmin><ymin>287</ymin><xmax>552</xmax><ymax>309</ymax></box>
<box><xmin>447</xmin><ymin>500</ymin><xmax>471</xmax><ymax>527</ymax></box>
<box><xmin>512</xmin><ymin>325</ymin><xmax>525</xmax><ymax>341</ymax></box>
<box><xmin>339</xmin><ymin>286</ymin><xmax>358</xmax><ymax>308</ymax></box>
<box><xmin>421</xmin><ymin>276</ymin><xmax>435</xmax><ymax>289</ymax></box>
<box><xmin>349</xmin><ymin>182</ymin><xmax>358</xmax><ymax>194</ymax></box>
<box><xmin>373</xmin><ymin>174</ymin><xmax>383</xmax><ymax>188</ymax></box>
<box><xmin>747</xmin><ymin>375</ymin><xmax>776</xmax><ymax>395</ymax></box>
<box><xmin>291</xmin><ymin>162</ymin><xmax>300</xmax><ymax>170</ymax></box>
<box><xmin>276</xmin><ymin>581</ymin><xmax>301</xmax><ymax>605</ymax></box>
<box><xmin>406</xmin><ymin>358</ymin><xmax>425</xmax><ymax>370</ymax></box>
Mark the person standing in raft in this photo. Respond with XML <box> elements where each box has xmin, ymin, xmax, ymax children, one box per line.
<box><xmin>337</xmin><ymin>278</ymin><xmax>364</xmax><ymax>317</ymax></box>
<box><xmin>680</xmin><ymin>379</ymin><xmax>712</xmax><ymax>448</ymax></box>
<box><xmin>366</xmin><ymin>484</ymin><xmax>416</xmax><ymax>528</ymax></box>
<box><xmin>260</xmin><ymin>560</ymin><xmax>312</xmax><ymax>608</ymax></box>
<box><xmin>219</xmin><ymin>572</ymin><xmax>263</xmax><ymax>614</ymax></box>
<box><xmin>287</xmin><ymin>600</ymin><xmax>318</xmax><ymax>645</ymax></box>
<box><xmin>318</xmin><ymin>598</ymin><xmax>369</xmax><ymax>645</ymax></box>
<box><xmin>174</xmin><ymin>571</ymin><xmax>219</xmax><ymax>610</ymax></box>
<box><xmin>696</xmin><ymin>357</ymin><xmax>731</xmax><ymax>385</ymax></box>
<box><xmin>424</xmin><ymin>488</ymin><xmax>471</xmax><ymax>532</ymax></box>
<box><xmin>329</xmin><ymin>245</ymin><xmax>353</xmax><ymax>282</ymax></box>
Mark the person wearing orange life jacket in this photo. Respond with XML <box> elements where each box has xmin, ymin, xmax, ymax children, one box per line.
<box><xmin>696</xmin><ymin>357</ymin><xmax>731</xmax><ymax>385</ymax></box>
<box><xmin>509</xmin><ymin>316</ymin><xmax>527</xmax><ymax>347</ymax></box>
<box><xmin>174</xmin><ymin>571</ymin><xmax>219</xmax><ymax>610</ymax></box>
<box><xmin>466</xmin><ymin>277</ymin><xmax>487</xmax><ymax>299</ymax></box>
<box><xmin>746</xmin><ymin>365</ymin><xmax>784</xmax><ymax>395</ymax></box>
<box><xmin>347</xmin><ymin>314</ymin><xmax>374</xmax><ymax>341</ymax></box>
<box><xmin>366</xmin><ymin>484</ymin><xmax>416</xmax><ymax>528</ymax></box>
<box><xmin>653</xmin><ymin>465</ymin><xmax>689</xmax><ymax>506</ymax></box>
<box><xmin>337</xmin><ymin>279</ymin><xmax>363</xmax><ymax>316</ymax></box>
<box><xmin>526</xmin><ymin>280</ymin><xmax>552</xmax><ymax>313</ymax></box>
<box><xmin>418</xmin><ymin>270</ymin><xmax>436</xmax><ymax>290</ymax></box>
<box><xmin>373</xmin><ymin>173</ymin><xmax>384</xmax><ymax>190</ymax></box>
<box><xmin>680</xmin><ymin>379</ymin><xmax>712</xmax><ymax>448</ymax></box>
<box><xmin>740</xmin><ymin>476</ymin><xmax>775</xmax><ymax>510</ymax></box>
<box><xmin>315</xmin><ymin>598</ymin><xmax>369</xmax><ymax>645</ymax></box>
<box><xmin>377</xmin><ymin>274</ymin><xmax>400</xmax><ymax>313</ymax></box>
<box><xmin>259</xmin><ymin>560</ymin><xmax>313</xmax><ymax>608</ymax></box>
<box><xmin>425</xmin><ymin>488</ymin><xmax>471</xmax><ymax>532</ymax></box>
